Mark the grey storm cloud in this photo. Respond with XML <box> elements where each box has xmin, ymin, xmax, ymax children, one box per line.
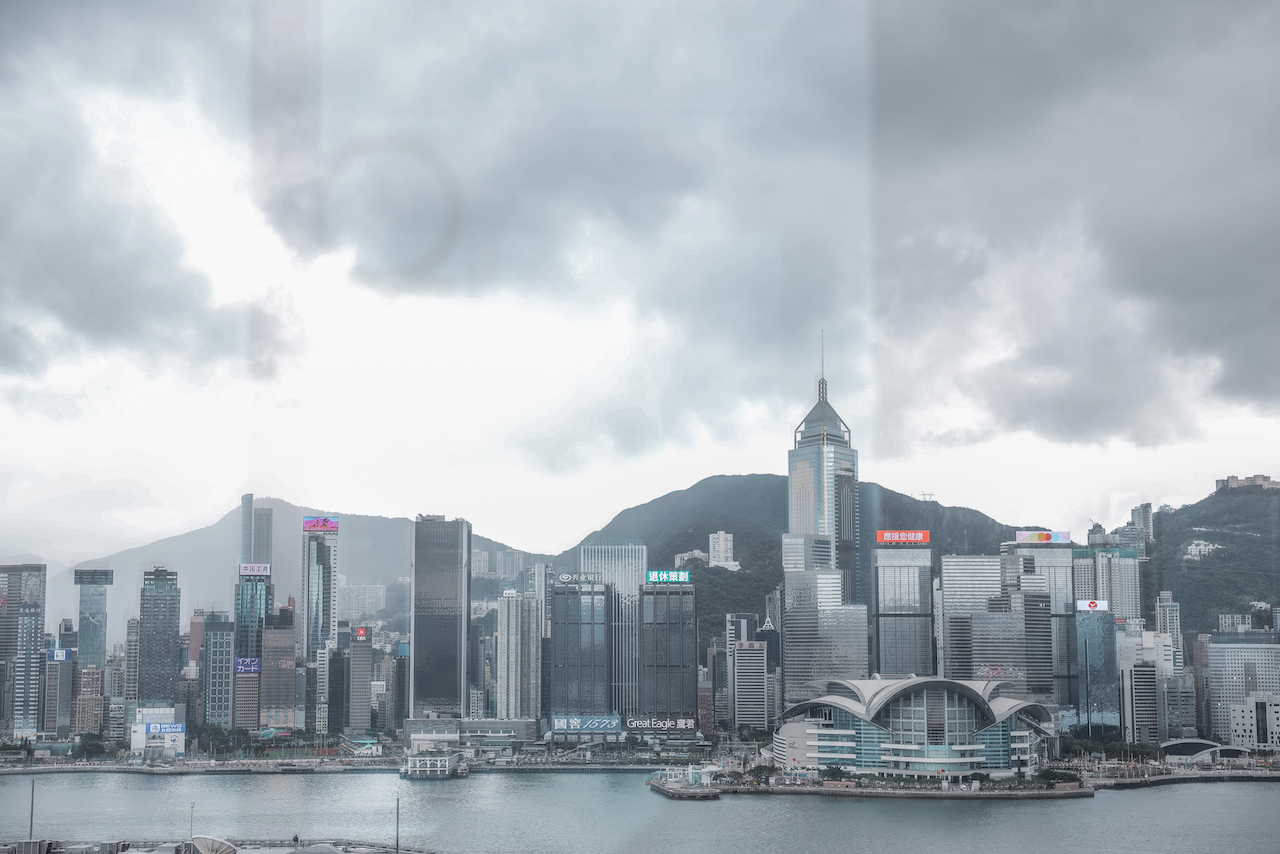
<box><xmin>872</xmin><ymin>1</ymin><xmax>1280</xmax><ymax>446</ymax></box>
<box><xmin>0</xmin><ymin>2</ymin><xmax>282</xmax><ymax>383</ymax></box>
<box><xmin>6</xmin><ymin>1</ymin><xmax>1280</xmax><ymax>456</ymax></box>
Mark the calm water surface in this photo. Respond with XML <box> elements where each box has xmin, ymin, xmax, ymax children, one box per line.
<box><xmin>2</xmin><ymin>772</ymin><xmax>1275</xmax><ymax>854</ymax></box>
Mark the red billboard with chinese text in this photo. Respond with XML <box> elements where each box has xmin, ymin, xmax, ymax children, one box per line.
<box><xmin>877</xmin><ymin>530</ymin><xmax>930</xmax><ymax>544</ymax></box>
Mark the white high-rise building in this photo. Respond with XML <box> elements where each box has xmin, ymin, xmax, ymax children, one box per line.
<box><xmin>496</xmin><ymin>550</ymin><xmax>524</xmax><ymax>579</ymax></box>
<box><xmin>1156</xmin><ymin>591</ymin><xmax>1182</xmax><ymax>650</ymax></box>
<box><xmin>496</xmin><ymin>590</ymin><xmax>541</xmax><ymax>720</ymax></box>
<box><xmin>1208</xmin><ymin>644</ymin><xmax>1280</xmax><ymax>742</ymax></box>
<box><xmin>471</xmin><ymin>549</ymin><xmax>492</xmax><ymax>577</ymax></box>
<box><xmin>732</xmin><ymin>641</ymin><xmax>771</xmax><ymax>731</ymax></box>
<box><xmin>1073</xmin><ymin>549</ymin><xmax>1142</xmax><ymax>622</ymax></box>
<box><xmin>337</xmin><ymin>583</ymin><xmax>386</xmax><ymax>622</ymax></box>
<box><xmin>709</xmin><ymin>532</ymin><xmax>740</xmax><ymax>571</ymax></box>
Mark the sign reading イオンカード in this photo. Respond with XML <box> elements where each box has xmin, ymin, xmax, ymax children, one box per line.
<box><xmin>877</xmin><ymin>530</ymin><xmax>929</xmax><ymax>544</ymax></box>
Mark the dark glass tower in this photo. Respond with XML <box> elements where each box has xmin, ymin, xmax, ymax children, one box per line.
<box><xmin>550</xmin><ymin>582</ymin><xmax>612</xmax><ymax>716</ymax></box>
<box><xmin>638</xmin><ymin>583</ymin><xmax>697</xmax><ymax>721</ymax></box>
<box><xmin>138</xmin><ymin>565</ymin><xmax>181</xmax><ymax>705</ymax></box>
<box><xmin>412</xmin><ymin>515</ymin><xmax>471</xmax><ymax>717</ymax></box>
<box><xmin>235</xmin><ymin>572</ymin><xmax>275</xmax><ymax>660</ymax></box>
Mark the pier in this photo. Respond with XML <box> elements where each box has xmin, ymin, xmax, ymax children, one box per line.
<box><xmin>647</xmin><ymin>780</ymin><xmax>721</xmax><ymax>800</ymax></box>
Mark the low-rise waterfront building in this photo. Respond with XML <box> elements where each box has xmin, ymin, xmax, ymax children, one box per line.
<box><xmin>771</xmin><ymin>676</ymin><xmax>1054</xmax><ymax>780</ymax></box>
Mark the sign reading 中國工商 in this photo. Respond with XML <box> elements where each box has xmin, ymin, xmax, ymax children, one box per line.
<box><xmin>239</xmin><ymin>563</ymin><xmax>271</xmax><ymax>576</ymax></box>
<box><xmin>646</xmin><ymin>570</ymin><xmax>690</xmax><ymax>583</ymax></box>
<box><xmin>877</xmin><ymin>530</ymin><xmax>930</xmax><ymax>544</ymax></box>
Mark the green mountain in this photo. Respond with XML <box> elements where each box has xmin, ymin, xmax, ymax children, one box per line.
<box><xmin>1151</xmin><ymin>486</ymin><xmax>1280</xmax><ymax>634</ymax></box>
<box><xmin>561</xmin><ymin>473</ymin><xmax>1039</xmax><ymax>649</ymax></box>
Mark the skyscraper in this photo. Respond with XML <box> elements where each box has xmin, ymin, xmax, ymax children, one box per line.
<box><xmin>260</xmin><ymin>607</ymin><xmax>297</xmax><ymax>728</ymax></box>
<box><xmin>875</xmin><ymin>546</ymin><xmax>934</xmax><ymax>676</ymax></box>
<box><xmin>939</xmin><ymin>555</ymin><xmax>1003</xmax><ymax>678</ymax></box>
<box><xmin>124</xmin><ymin>617</ymin><xmax>140</xmax><ymax>704</ymax></box>
<box><xmin>1157</xmin><ymin>590</ymin><xmax>1182</xmax><ymax>650</ymax></box>
<box><xmin>303</xmin><ymin>515</ymin><xmax>339</xmax><ymax>660</ymax></box>
<box><xmin>496</xmin><ymin>590</ymin><xmax>542</xmax><ymax>720</ymax></box>
<box><xmin>253</xmin><ymin>506</ymin><xmax>274</xmax><ymax>564</ymax></box>
<box><xmin>348</xmin><ymin>625</ymin><xmax>372</xmax><ymax>732</ymax></box>
<box><xmin>73</xmin><ymin>568</ymin><xmax>112</xmax><ymax>671</ymax></box>
<box><xmin>780</xmin><ymin>570</ymin><xmax>866</xmax><ymax>704</ymax></box>
<box><xmin>1073</xmin><ymin>548</ymin><xmax>1142</xmax><ymax>622</ymax></box>
<box><xmin>239</xmin><ymin>493</ymin><xmax>254</xmax><ymax>563</ymax></box>
<box><xmin>581</xmin><ymin>541</ymin><xmax>646</xmax><ymax>715</ymax></box>
<box><xmin>549</xmin><ymin>582</ymin><xmax>611</xmax><ymax>717</ymax></box>
<box><xmin>200</xmin><ymin>612</ymin><xmax>234</xmax><ymax>727</ymax></box>
<box><xmin>784</xmin><ymin>377</ymin><xmax>859</xmax><ymax>602</ymax></box>
<box><xmin>1</xmin><ymin>564</ymin><xmax>46</xmax><ymax>738</ymax></box>
<box><xmin>235</xmin><ymin>564</ymin><xmax>274</xmax><ymax>661</ymax></box>
<box><xmin>138</xmin><ymin>565</ymin><xmax>181</xmax><ymax>705</ymax></box>
<box><xmin>412</xmin><ymin>515</ymin><xmax>471</xmax><ymax>717</ymax></box>
<box><xmin>638</xmin><ymin>582</ymin><xmax>698</xmax><ymax>724</ymax></box>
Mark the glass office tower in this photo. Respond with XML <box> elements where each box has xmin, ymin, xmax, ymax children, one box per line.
<box><xmin>303</xmin><ymin>516</ymin><xmax>339</xmax><ymax>660</ymax></box>
<box><xmin>235</xmin><ymin>568</ymin><xmax>274</xmax><ymax>660</ymax></box>
<box><xmin>875</xmin><ymin>547</ymin><xmax>934</xmax><ymax>676</ymax></box>
<box><xmin>786</xmin><ymin>377</ymin><xmax>859</xmax><ymax>602</ymax></box>
<box><xmin>138</xmin><ymin>565</ymin><xmax>181</xmax><ymax>705</ymax></box>
<box><xmin>74</xmin><ymin>568</ymin><xmax>113</xmax><ymax>671</ymax></box>
<box><xmin>581</xmin><ymin>542</ymin><xmax>646</xmax><ymax>715</ymax></box>
<box><xmin>549</xmin><ymin>582</ymin><xmax>611</xmax><ymax>716</ymax></box>
<box><xmin>412</xmin><ymin>515</ymin><xmax>471</xmax><ymax>717</ymax></box>
<box><xmin>638</xmin><ymin>583</ymin><xmax>697</xmax><ymax>722</ymax></box>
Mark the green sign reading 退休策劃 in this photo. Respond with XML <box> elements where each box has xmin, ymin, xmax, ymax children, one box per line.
<box><xmin>646</xmin><ymin>570</ymin><xmax>690</xmax><ymax>583</ymax></box>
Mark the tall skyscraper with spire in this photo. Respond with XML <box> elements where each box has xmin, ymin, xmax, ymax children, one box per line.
<box><xmin>783</xmin><ymin>375</ymin><xmax>859</xmax><ymax>601</ymax></box>
<box><xmin>779</xmin><ymin>374</ymin><xmax>867</xmax><ymax>704</ymax></box>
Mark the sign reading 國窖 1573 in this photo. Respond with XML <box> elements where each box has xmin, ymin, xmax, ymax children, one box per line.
<box><xmin>551</xmin><ymin>716</ymin><xmax>621</xmax><ymax>733</ymax></box>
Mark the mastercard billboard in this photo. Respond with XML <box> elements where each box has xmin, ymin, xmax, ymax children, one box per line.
<box><xmin>303</xmin><ymin>516</ymin><xmax>339</xmax><ymax>532</ymax></box>
<box><xmin>1016</xmin><ymin>531</ymin><xmax>1070</xmax><ymax>544</ymax></box>
<box><xmin>877</xmin><ymin>530</ymin><xmax>930</xmax><ymax>544</ymax></box>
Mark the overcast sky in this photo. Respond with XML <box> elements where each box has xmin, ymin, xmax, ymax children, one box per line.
<box><xmin>3</xmin><ymin>0</ymin><xmax>1280</xmax><ymax>566</ymax></box>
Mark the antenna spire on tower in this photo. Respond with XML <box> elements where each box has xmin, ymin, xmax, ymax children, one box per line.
<box><xmin>818</xmin><ymin>331</ymin><xmax>827</xmax><ymax>402</ymax></box>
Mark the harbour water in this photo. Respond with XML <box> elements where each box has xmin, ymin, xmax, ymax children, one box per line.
<box><xmin>2</xmin><ymin>772</ymin><xmax>1276</xmax><ymax>854</ymax></box>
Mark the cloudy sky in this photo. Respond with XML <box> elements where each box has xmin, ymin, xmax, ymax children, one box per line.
<box><xmin>3</xmin><ymin>0</ymin><xmax>1279</xmax><ymax>566</ymax></box>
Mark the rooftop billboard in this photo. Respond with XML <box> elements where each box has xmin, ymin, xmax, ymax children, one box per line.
<box><xmin>239</xmin><ymin>563</ymin><xmax>271</xmax><ymax>576</ymax></box>
<box><xmin>303</xmin><ymin>516</ymin><xmax>339</xmax><ymax>533</ymax></box>
<box><xmin>1016</xmin><ymin>531</ymin><xmax>1071</xmax><ymax>544</ymax></box>
<box><xmin>877</xmin><ymin>530</ymin><xmax>930</xmax><ymax>544</ymax></box>
<box><xmin>1077</xmin><ymin>600</ymin><xmax>1110</xmax><ymax>612</ymax></box>
<box><xmin>646</xmin><ymin>569</ymin><xmax>690</xmax><ymax>583</ymax></box>
<box><xmin>234</xmin><ymin>657</ymin><xmax>262</xmax><ymax>673</ymax></box>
